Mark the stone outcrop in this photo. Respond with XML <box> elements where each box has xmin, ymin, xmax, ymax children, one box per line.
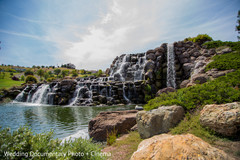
<box><xmin>88</xmin><ymin>110</ymin><xmax>138</xmax><ymax>141</ymax></box>
<box><xmin>156</xmin><ymin>87</ymin><xmax>176</xmax><ymax>96</ymax></box>
<box><xmin>131</xmin><ymin>134</ymin><xmax>233</xmax><ymax>160</ymax></box>
<box><xmin>200</xmin><ymin>102</ymin><xmax>240</xmax><ymax>136</ymax></box>
<box><xmin>136</xmin><ymin>105</ymin><xmax>184</xmax><ymax>139</ymax></box>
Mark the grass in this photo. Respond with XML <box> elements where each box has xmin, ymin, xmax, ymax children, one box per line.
<box><xmin>107</xmin><ymin>129</ymin><xmax>117</xmax><ymax>145</ymax></box>
<box><xmin>105</xmin><ymin>131</ymin><xmax>142</xmax><ymax>160</ymax></box>
<box><xmin>0</xmin><ymin>72</ymin><xmax>24</xmax><ymax>89</ymax></box>
<box><xmin>170</xmin><ymin>111</ymin><xmax>219</xmax><ymax>143</ymax></box>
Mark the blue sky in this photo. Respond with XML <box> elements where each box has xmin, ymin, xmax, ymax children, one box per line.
<box><xmin>0</xmin><ymin>0</ymin><xmax>239</xmax><ymax>70</ymax></box>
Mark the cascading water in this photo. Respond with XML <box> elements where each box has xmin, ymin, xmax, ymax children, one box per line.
<box><xmin>69</xmin><ymin>85</ymin><xmax>83</xmax><ymax>106</ymax></box>
<box><xmin>14</xmin><ymin>87</ymin><xmax>27</xmax><ymax>102</ymax></box>
<box><xmin>31</xmin><ymin>84</ymin><xmax>50</xmax><ymax>104</ymax></box>
<box><xmin>134</xmin><ymin>53</ymin><xmax>146</xmax><ymax>81</ymax></box>
<box><xmin>123</xmin><ymin>83</ymin><xmax>131</xmax><ymax>103</ymax></box>
<box><xmin>167</xmin><ymin>43</ymin><xmax>176</xmax><ymax>88</ymax></box>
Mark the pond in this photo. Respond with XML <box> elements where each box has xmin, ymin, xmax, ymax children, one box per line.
<box><xmin>0</xmin><ymin>102</ymin><xmax>134</xmax><ymax>140</ymax></box>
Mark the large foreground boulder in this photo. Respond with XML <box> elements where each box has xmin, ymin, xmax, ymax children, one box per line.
<box><xmin>131</xmin><ymin>134</ymin><xmax>233</xmax><ymax>160</ymax></box>
<box><xmin>88</xmin><ymin>110</ymin><xmax>137</xmax><ymax>141</ymax></box>
<box><xmin>200</xmin><ymin>102</ymin><xmax>240</xmax><ymax>136</ymax></box>
<box><xmin>136</xmin><ymin>105</ymin><xmax>184</xmax><ymax>139</ymax></box>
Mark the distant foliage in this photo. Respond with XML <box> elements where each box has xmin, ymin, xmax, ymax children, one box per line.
<box><xmin>184</xmin><ymin>34</ymin><xmax>213</xmax><ymax>44</ymax></box>
<box><xmin>61</xmin><ymin>70</ymin><xmax>69</xmax><ymax>78</ymax></box>
<box><xmin>54</xmin><ymin>69</ymin><xmax>61</xmax><ymax>77</ymax></box>
<box><xmin>144</xmin><ymin>70</ymin><xmax>240</xmax><ymax>111</ymax></box>
<box><xmin>37</xmin><ymin>69</ymin><xmax>45</xmax><ymax>78</ymax></box>
<box><xmin>6</xmin><ymin>69</ymin><xmax>16</xmax><ymax>73</ymax></box>
<box><xmin>11</xmin><ymin>76</ymin><xmax>19</xmax><ymax>81</ymax></box>
<box><xmin>0</xmin><ymin>126</ymin><xmax>105</xmax><ymax>160</ymax></box>
<box><xmin>205</xmin><ymin>51</ymin><xmax>240</xmax><ymax>71</ymax></box>
<box><xmin>71</xmin><ymin>70</ymin><xmax>78</xmax><ymax>77</ymax></box>
<box><xmin>24</xmin><ymin>69</ymin><xmax>34</xmax><ymax>76</ymax></box>
<box><xmin>47</xmin><ymin>77</ymin><xmax>56</xmax><ymax>82</ymax></box>
<box><xmin>25</xmin><ymin>75</ymin><xmax>37</xmax><ymax>83</ymax></box>
<box><xmin>203</xmin><ymin>41</ymin><xmax>240</xmax><ymax>51</ymax></box>
<box><xmin>20</xmin><ymin>75</ymin><xmax>25</xmax><ymax>81</ymax></box>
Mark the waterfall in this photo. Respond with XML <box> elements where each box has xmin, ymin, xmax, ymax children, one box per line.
<box><xmin>31</xmin><ymin>84</ymin><xmax>50</xmax><ymax>104</ymax></box>
<box><xmin>69</xmin><ymin>85</ymin><xmax>83</xmax><ymax>106</ymax></box>
<box><xmin>134</xmin><ymin>53</ymin><xmax>146</xmax><ymax>81</ymax></box>
<box><xmin>167</xmin><ymin>43</ymin><xmax>176</xmax><ymax>88</ymax></box>
<box><xmin>123</xmin><ymin>83</ymin><xmax>131</xmax><ymax>103</ymax></box>
<box><xmin>114</xmin><ymin>54</ymin><xmax>127</xmax><ymax>81</ymax></box>
<box><xmin>14</xmin><ymin>87</ymin><xmax>27</xmax><ymax>102</ymax></box>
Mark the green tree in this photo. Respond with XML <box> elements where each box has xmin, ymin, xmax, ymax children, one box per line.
<box><xmin>61</xmin><ymin>69</ymin><xmax>69</xmax><ymax>78</ymax></box>
<box><xmin>54</xmin><ymin>68</ymin><xmax>61</xmax><ymax>77</ymax></box>
<box><xmin>25</xmin><ymin>75</ymin><xmax>37</xmax><ymax>83</ymax></box>
<box><xmin>20</xmin><ymin>75</ymin><xmax>25</xmax><ymax>81</ymax></box>
<box><xmin>96</xmin><ymin>69</ymin><xmax>103</xmax><ymax>77</ymax></box>
<box><xmin>79</xmin><ymin>69</ymin><xmax>85</xmax><ymax>74</ymax></box>
<box><xmin>236</xmin><ymin>10</ymin><xmax>240</xmax><ymax>40</ymax></box>
<box><xmin>44</xmin><ymin>72</ymin><xmax>49</xmax><ymax>80</ymax></box>
<box><xmin>71</xmin><ymin>69</ymin><xmax>78</xmax><ymax>77</ymax></box>
<box><xmin>24</xmin><ymin>69</ymin><xmax>34</xmax><ymax>76</ymax></box>
<box><xmin>37</xmin><ymin>69</ymin><xmax>45</xmax><ymax>78</ymax></box>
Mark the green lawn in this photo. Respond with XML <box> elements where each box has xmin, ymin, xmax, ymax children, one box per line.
<box><xmin>0</xmin><ymin>72</ymin><xmax>24</xmax><ymax>89</ymax></box>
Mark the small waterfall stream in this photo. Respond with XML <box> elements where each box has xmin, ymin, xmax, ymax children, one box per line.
<box><xmin>167</xmin><ymin>43</ymin><xmax>176</xmax><ymax>88</ymax></box>
<box><xmin>31</xmin><ymin>84</ymin><xmax>50</xmax><ymax>104</ymax></box>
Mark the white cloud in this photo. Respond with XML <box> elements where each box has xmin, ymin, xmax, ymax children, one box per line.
<box><xmin>5</xmin><ymin>0</ymin><xmax>236</xmax><ymax>70</ymax></box>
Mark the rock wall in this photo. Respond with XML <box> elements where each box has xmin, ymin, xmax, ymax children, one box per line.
<box><xmin>13</xmin><ymin>40</ymin><xmax>228</xmax><ymax>106</ymax></box>
<box><xmin>14</xmin><ymin>79</ymin><xmax>146</xmax><ymax>106</ymax></box>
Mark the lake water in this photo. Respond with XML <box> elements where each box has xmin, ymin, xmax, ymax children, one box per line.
<box><xmin>0</xmin><ymin>102</ymin><xmax>134</xmax><ymax>140</ymax></box>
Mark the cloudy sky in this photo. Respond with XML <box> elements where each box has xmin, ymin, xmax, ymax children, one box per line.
<box><xmin>0</xmin><ymin>0</ymin><xmax>239</xmax><ymax>70</ymax></box>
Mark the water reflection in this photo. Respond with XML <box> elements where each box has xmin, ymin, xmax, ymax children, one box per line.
<box><xmin>0</xmin><ymin>102</ymin><xmax>134</xmax><ymax>139</ymax></box>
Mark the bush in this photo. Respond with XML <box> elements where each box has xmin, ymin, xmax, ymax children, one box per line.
<box><xmin>205</xmin><ymin>51</ymin><xmax>240</xmax><ymax>71</ymax></box>
<box><xmin>25</xmin><ymin>75</ymin><xmax>37</xmax><ymax>83</ymax></box>
<box><xmin>24</xmin><ymin>69</ymin><xmax>34</xmax><ymax>76</ymax></box>
<box><xmin>20</xmin><ymin>75</ymin><xmax>25</xmax><ymax>81</ymax></box>
<box><xmin>0</xmin><ymin>126</ymin><xmax>105</xmax><ymax>160</ymax></box>
<box><xmin>203</xmin><ymin>41</ymin><xmax>240</xmax><ymax>51</ymax></box>
<box><xmin>144</xmin><ymin>70</ymin><xmax>240</xmax><ymax>111</ymax></box>
<box><xmin>184</xmin><ymin>34</ymin><xmax>213</xmax><ymax>44</ymax></box>
<box><xmin>47</xmin><ymin>77</ymin><xmax>56</xmax><ymax>82</ymax></box>
<box><xmin>6</xmin><ymin>69</ymin><xmax>16</xmax><ymax>73</ymax></box>
<box><xmin>11</xmin><ymin>76</ymin><xmax>19</xmax><ymax>81</ymax></box>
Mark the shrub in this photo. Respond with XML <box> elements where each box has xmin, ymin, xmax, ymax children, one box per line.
<box><xmin>20</xmin><ymin>75</ymin><xmax>25</xmax><ymax>81</ymax></box>
<box><xmin>47</xmin><ymin>77</ymin><xmax>56</xmax><ymax>82</ymax></box>
<box><xmin>107</xmin><ymin>129</ymin><xmax>117</xmax><ymax>145</ymax></box>
<box><xmin>37</xmin><ymin>69</ymin><xmax>45</xmax><ymax>78</ymax></box>
<box><xmin>184</xmin><ymin>34</ymin><xmax>213</xmax><ymax>44</ymax></box>
<box><xmin>24</xmin><ymin>69</ymin><xmax>34</xmax><ymax>76</ymax></box>
<box><xmin>61</xmin><ymin>70</ymin><xmax>69</xmax><ymax>78</ymax></box>
<box><xmin>6</xmin><ymin>69</ymin><xmax>16</xmax><ymax>72</ymax></box>
<box><xmin>0</xmin><ymin>126</ymin><xmax>105</xmax><ymax>160</ymax></box>
<box><xmin>203</xmin><ymin>41</ymin><xmax>240</xmax><ymax>51</ymax></box>
<box><xmin>205</xmin><ymin>51</ymin><xmax>240</xmax><ymax>71</ymax></box>
<box><xmin>54</xmin><ymin>69</ymin><xmax>61</xmax><ymax>77</ymax></box>
<box><xmin>144</xmin><ymin>70</ymin><xmax>240</xmax><ymax>111</ymax></box>
<box><xmin>71</xmin><ymin>70</ymin><xmax>78</xmax><ymax>77</ymax></box>
<box><xmin>25</xmin><ymin>75</ymin><xmax>37</xmax><ymax>83</ymax></box>
<box><xmin>11</xmin><ymin>76</ymin><xmax>19</xmax><ymax>81</ymax></box>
